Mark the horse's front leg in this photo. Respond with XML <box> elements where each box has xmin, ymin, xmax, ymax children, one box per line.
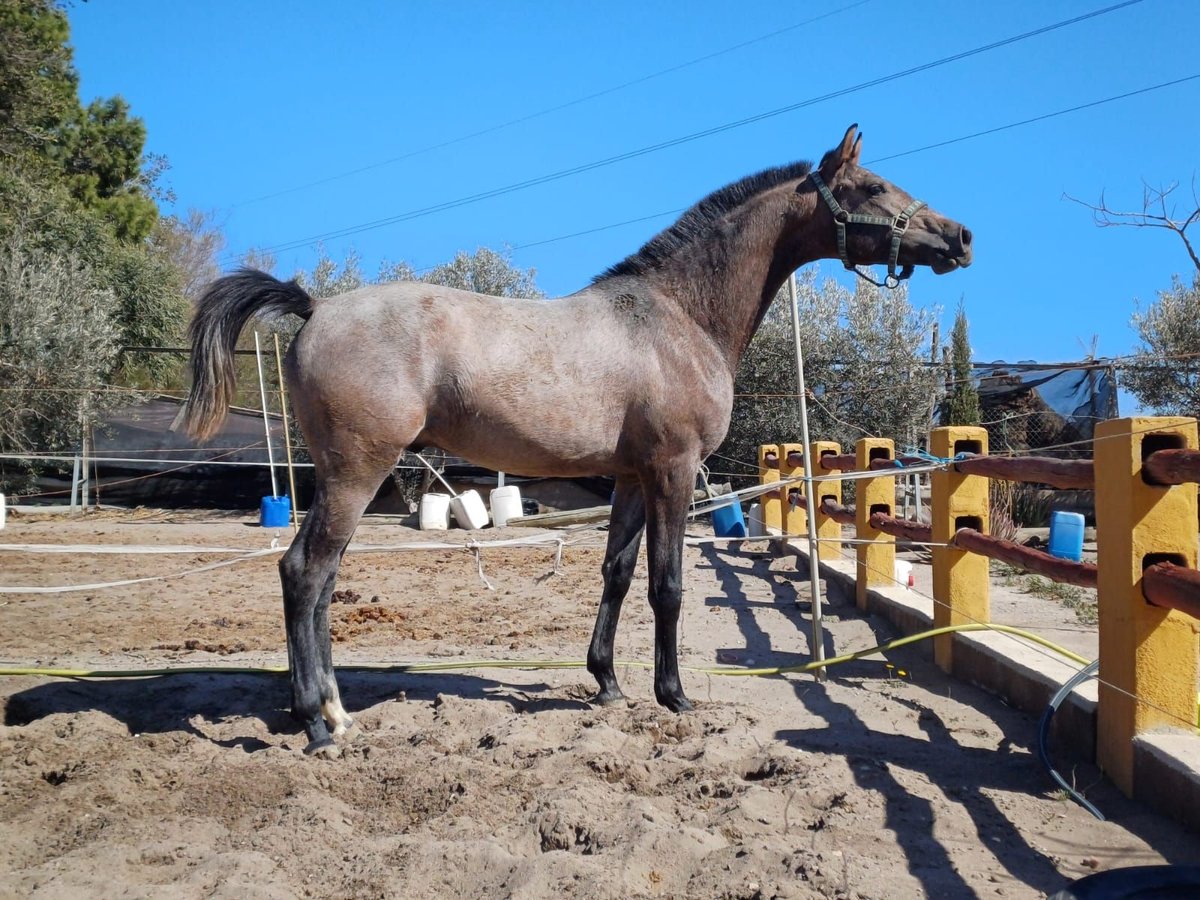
<box><xmin>644</xmin><ymin>460</ymin><xmax>697</xmax><ymax>712</ymax></box>
<box><xmin>587</xmin><ymin>477</ymin><xmax>646</xmax><ymax>705</ymax></box>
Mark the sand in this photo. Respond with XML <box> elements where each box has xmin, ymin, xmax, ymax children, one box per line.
<box><xmin>0</xmin><ymin>509</ymin><xmax>1194</xmax><ymax>899</ymax></box>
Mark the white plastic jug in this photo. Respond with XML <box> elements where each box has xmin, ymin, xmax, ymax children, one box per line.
<box><xmin>489</xmin><ymin>485</ymin><xmax>523</xmax><ymax>527</ymax></box>
<box><xmin>747</xmin><ymin>502</ymin><xmax>764</xmax><ymax>538</ymax></box>
<box><xmin>451</xmin><ymin>490</ymin><xmax>489</xmax><ymax>530</ymax></box>
<box><xmin>893</xmin><ymin>559</ymin><xmax>914</xmax><ymax>587</ymax></box>
<box><xmin>419</xmin><ymin>492</ymin><xmax>452</xmax><ymax>530</ymax></box>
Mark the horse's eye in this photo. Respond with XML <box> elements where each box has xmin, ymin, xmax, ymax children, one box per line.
<box><xmin>869</xmin><ymin>183</ymin><xmax>886</xmax><ymax>196</ymax></box>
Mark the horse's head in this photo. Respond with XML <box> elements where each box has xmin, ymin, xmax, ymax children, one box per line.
<box><xmin>810</xmin><ymin>124</ymin><xmax>973</xmax><ymax>285</ymax></box>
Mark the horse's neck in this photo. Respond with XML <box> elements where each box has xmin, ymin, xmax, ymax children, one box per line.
<box><xmin>662</xmin><ymin>185</ymin><xmax>826</xmax><ymax>371</ymax></box>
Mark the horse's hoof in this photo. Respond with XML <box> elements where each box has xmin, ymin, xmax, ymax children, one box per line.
<box><xmin>591</xmin><ymin>688</ymin><xmax>627</xmax><ymax>708</ymax></box>
<box><xmin>658</xmin><ymin>694</ymin><xmax>694</xmax><ymax>713</ymax></box>
<box><xmin>331</xmin><ymin>717</ymin><xmax>356</xmax><ymax>738</ymax></box>
<box><xmin>304</xmin><ymin>737</ymin><xmax>341</xmax><ymax>759</ymax></box>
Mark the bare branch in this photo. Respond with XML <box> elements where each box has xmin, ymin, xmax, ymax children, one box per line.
<box><xmin>1064</xmin><ymin>177</ymin><xmax>1200</xmax><ymax>274</ymax></box>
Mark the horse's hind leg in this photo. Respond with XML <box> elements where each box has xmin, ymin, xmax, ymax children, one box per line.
<box><xmin>586</xmin><ymin>477</ymin><xmax>645</xmax><ymax>705</ymax></box>
<box><xmin>313</xmin><ymin>567</ymin><xmax>353</xmax><ymax>736</ymax></box>
<box><xmin>279</xmin><ymin>470</ymin><xmax>387</xmax><ymax>756</ymax></box>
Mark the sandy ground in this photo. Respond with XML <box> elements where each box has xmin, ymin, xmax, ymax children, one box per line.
<box><xmin>0</xmin><ymin>509</ymin><xmax>1195</xmax><ymax>899</ymax></box>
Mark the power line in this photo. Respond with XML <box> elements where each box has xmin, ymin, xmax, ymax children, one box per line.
<box><xmin>230</xmin><ymin>0</ymin><xmax>878</xmax><ymax>209</ymax></box>
<box><xmin>453</xmin><ymin>74</ymin><xmax>1197</xmax><ymax>266</ymax></box>
<box><xmin>224</xmin><ymin>0</ymin><xmax>1148</xmax><ymax>263</ymax></box>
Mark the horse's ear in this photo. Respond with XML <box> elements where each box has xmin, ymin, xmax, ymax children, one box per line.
<box><xmin>818</xmin><ymin>123</ymin><xmax>859</xmax><ymax>181</ymax></box>
<box><xmin>850</xmin><ymin>131</ymin><xmax>863</xmax><ymax>165</ymax></box>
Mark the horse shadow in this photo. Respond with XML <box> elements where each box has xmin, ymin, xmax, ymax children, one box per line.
<box><xmin>697</xmin><ymin>542</ymin><xmax>861</xmax><ymax>675</ymax></box>
<box><xmin>2</xmin><ymin>667</ymin><xmax>588</xmax><ymax>753</ymax></box>
<box><xmin>696</xmin><ymin>541</ymin><xmax>1197</xmax><ymax>897</ymax></box>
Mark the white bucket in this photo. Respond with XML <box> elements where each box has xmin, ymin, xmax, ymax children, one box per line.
<box><xmin>419</xmin><ymin>492</ymin><xmax>452</xmax><ymax>530</ymax></box>
<box><xmin>451</xmin><ymin>489</ymin><xmax>490</xmax><ymax>530</ymax></box>
<box><xmin>490</xmin><ymin>485</ymin><xmax>523</xmax><ymax>527</ymax></box>
<box><xmin>747</xmin><ymin>502</ymin><xmax>764</xmax><ymax>538</ymax></box>
<box><xmin>893</xmin><ymin>559</ymin><xmax>914</xmax><ymax>587</ymax></box>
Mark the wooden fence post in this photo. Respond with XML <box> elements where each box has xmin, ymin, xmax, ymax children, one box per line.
<box><xmin>778</xmin><ymin>443</ymin><xmax>806</xmax><ymax>539</ymax></box>
<box><xmin>811</xmin><ymin>441</ymin><xmax>842</xmax><ymax>562</ymax></box>
<box><xmin>758</xmin><ymin>444</ymin><xmax>781</xmax><ymax>535</ymax></box>
<box><xmin>856</xmin><ymin>438</ymin><xmax>896</xmax><ymax>611</ymax></box>
<box><xmin>1094</xmin><ymin>416</ymin><xmax>1199</xmax><ymax>797</ymax></box>
<box><xmin>930</xmin><ymin>426</ymin><xmax>989</xmax><ymax>672</ymax></box>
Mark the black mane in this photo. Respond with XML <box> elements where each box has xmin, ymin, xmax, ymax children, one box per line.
<box><xmin>595</xmin><ymin>160</ymin><xmax>814</xmax><ymax>281</ymax></box>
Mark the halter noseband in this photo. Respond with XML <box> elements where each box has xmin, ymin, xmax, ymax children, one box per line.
<box><xmin>809</xmin><ymin>171</ymin><xmax>926</xmax><ymax>290</ymax></box>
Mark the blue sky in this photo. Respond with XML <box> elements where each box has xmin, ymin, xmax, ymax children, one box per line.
<box><xmin>68</xmin><ymin>0</ymin><xmax>1198</xmax><ymax>373</ymax></box>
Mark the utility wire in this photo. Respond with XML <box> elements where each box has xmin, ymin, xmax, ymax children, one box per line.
<box><xmin>231</xmin><ymin>0</ymin><xmax>879</xmax><ymax>208</ymax></box>
<box><xmin>428</xmin><ymin>72</ymin><xmax>1198</xmax><ymax>267</ymax></box>
<box><xmin>225</xmin><ymin>0</ymin><xmax>1148</xmax><ymax>262</ymax></box>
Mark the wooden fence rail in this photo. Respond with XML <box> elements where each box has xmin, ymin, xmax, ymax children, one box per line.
<box><xmin>753</xmin><ymin>419</ymin><xmax>1200</xmax><ymax>819</ymax></box>
<box><xmin>1142</xmin><ymin>561</ymin><xmax>1200</xmax><ymax>621</ymax></box>
<box><xmin>950</xmin><ymin>528</ymin><xmax>1098</xmax><ymax>588</ymax></box>
<box><xmin>1142</xmin><ymin>447</ymin><xmax>1200</xmax><ymax>486</ymax></box>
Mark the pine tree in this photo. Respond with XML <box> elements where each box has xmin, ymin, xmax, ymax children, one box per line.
<box><xmin>941</xmin><ymin>301</ymin><xmax>980</xmax><ymax>426</ymax></box>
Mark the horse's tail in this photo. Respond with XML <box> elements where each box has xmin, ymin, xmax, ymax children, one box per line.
<box><xmin>174</xmin><ymin>268</ymin><xmax>314</xmax><ymax>441</ymax></box>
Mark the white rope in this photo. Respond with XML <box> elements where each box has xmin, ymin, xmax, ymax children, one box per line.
<box><xmin>465</xmin><ymin>540</ymin><xmax>494</xmax><ymax>590</ymax></box>
<box><xmin>0</xmin><ymin>548</ymin><xmax>281</xmax><ymax>595</ymax></box>
<box><xmin>0</xmin><ymin>529</ymin><xmax>586</xmax><ymax>594</ymax></box>
<box><xmin>0</xmin><ymin>543</ymin><xmax>259</xmax><ymax>555</ymax></box>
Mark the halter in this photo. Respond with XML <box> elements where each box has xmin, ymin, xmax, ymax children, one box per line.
<box><xmin>809</xmin><ymin>171</ymin><xmax>926</xmax><ymax>290</ymax></box>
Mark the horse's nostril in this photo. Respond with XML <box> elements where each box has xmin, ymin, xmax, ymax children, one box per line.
<box><xmin>961</xmin><ymin>227</ymin><xmax>973</xmax><ymax>247</ymax></box>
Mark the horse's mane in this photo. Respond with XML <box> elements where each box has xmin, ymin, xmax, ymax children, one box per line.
<box><xmin>595</xmin><ymin>160</ymin><xmax>814</xmax><ymax>281</ymax></box>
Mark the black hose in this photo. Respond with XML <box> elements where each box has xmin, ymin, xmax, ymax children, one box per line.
<box><xmin>1037</xmin><ymin>658</ymin><xmax>1104</xmax><ymax>821</ymax></box>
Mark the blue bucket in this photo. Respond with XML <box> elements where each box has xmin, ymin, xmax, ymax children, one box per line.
<box><xmin>1047</xmin><ymin>510</ymin><xmax>1084</xmax><ymax>562</ymax></box>
<box><xmin>260</xmin><ymin>495</ymin><xmax>291</xmax><ymax>528</ymax></box>
<box><xmin>712</xmin><ymin>499</ymin><xmax>748</xmax><ymax>538</ymax></box>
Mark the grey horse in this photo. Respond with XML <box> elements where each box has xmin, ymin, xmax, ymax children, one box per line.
<box><xmin>177</xmin><ymin>125</ymin><xmax>973</xmax><ymax>755</ymax></box>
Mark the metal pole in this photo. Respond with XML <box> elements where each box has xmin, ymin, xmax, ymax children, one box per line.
<box><xmin>273</xmin><ymin>334</ymin><xmax>300</xmax><ymax>529</ymax></box>
<box><xmin>253</xmin><ymin>331</ymin><xmax>279</xmax><ymax>498</ymax></box>
<box><xmin>70</xmin><ymin>455</ymin><xmax>80</xmax><ymax>513</ymax></box>
<box><xmin>788</xmin><ymin>272</ymin><xmax>827</xmax><ymax>679</ymax></box>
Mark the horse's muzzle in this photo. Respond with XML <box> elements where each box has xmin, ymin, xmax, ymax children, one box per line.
<box><xmin>930</xmin><ymin>225</ymin><xmax>973</xmax><ymax>274</ymax></box>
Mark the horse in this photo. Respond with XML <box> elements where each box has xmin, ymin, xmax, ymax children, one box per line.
<box><xmin>177</xmin><ymin>125</ymin><xmax>972</xmax><ymax>756</ymax></box>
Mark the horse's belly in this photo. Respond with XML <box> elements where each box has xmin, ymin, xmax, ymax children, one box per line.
<box><xmin>420</xmin><ymin>408</ymin><xmax>625</xmax><ymax>478</ymax></box>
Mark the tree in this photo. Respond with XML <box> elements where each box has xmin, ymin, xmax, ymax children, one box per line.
<box><xmin>148</xmin><ymin>208</ymin><xmax>225</xmax><ymax>302</ymax></box>
<box><xmin>1122</xmin><ymin>273</ymin><xmax>1200</xmax><ymax>417</ymax></box>
<box><xmin>51</xmin><ymin>95</ymin><xmax>161</xmax><ymax>242</ymax></box>
<box><xmin>717</xmin><ymin>267</ymin><xmax>940</xmax><ymax>477</ymax></box>
<box><xmin>0</xmin><ymin>0</ymin><xmax>77</xmax><ymax>165</ymax></box>
<box><xmin>940</xmin><ymin>301</ymin><xmax>980</xmax><ymax>426</ymax></box>
<box><xmin>414</xmin><ymin>247</ymin><xmax>544</xmax><ymax>298</ymax></box>
<box><xmin>1069</xmin><ymin>176</ymin><xmax>1200</xmax><ymax>416</ymax></box>
<box><xmin>0</xmin><ymin>233</ymin><xmax>122</xmax><ymax>488</ymax></box>
<box><xmin>1067</xmin><ymin>179</ymin><xmax>1199</xmax><ymax>276</ymax></box>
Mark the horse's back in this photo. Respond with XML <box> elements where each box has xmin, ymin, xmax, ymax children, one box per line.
<box><xmin>286</xmin><ymin>281</ymin><xmax>668</xmax><ymax>475</ymax></box>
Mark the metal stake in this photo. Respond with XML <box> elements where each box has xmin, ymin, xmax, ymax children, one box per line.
<box><xmin>788</xmin><ymin>272</ymin><xmax>827</xmax><ymax>679</ymax></box>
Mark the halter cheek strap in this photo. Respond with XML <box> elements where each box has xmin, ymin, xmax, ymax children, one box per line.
<box><xmin>809</xmin><ymin>171</ymin><xmax>926</xmax><ymax>290</ymax></box>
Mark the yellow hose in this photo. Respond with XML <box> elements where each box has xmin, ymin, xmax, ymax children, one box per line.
<box><xmin>2</xmin><ymin>622</ymin><xmax>1194</xmax><ymax>727</ymax></box>
<box><xmin>0</xmin><ymin>622</ymin><xmax>1088</xmax><ymax>678</ymax></box>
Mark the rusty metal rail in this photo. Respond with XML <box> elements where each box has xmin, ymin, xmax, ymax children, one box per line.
<box><xmin>1142</xmin><ymin>561</ymin><xmax>1200</xmax><ymax>620</ymax></box>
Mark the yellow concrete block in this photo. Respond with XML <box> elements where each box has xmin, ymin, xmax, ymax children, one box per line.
<box><xmin>1094</xmin><ymin>417</ymin><xmax>1200</xmax><ymax>797</ymax></box>
<box><xmin>930</xmin><ymin>426</ymin><xmax>989</xmax><ymax>672</ymax></box>
<box><xmin>758</xmin><ymin>444</ymin><xmax>781</xmax><ymax>534</ymax></box>
<box><xmin>811</xmin><ymin>441</ymin><xmax>842</xmax><ymax>562</ymax></box>
<box><xmin>778</xmin><ymin>443</ymin><xmax>806</xmax><ymax>538</ymax></box>
<box><xmin>856</xmin><ymin>438</ymin><xmax>896</xmax><ymax>610</ymax></box>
